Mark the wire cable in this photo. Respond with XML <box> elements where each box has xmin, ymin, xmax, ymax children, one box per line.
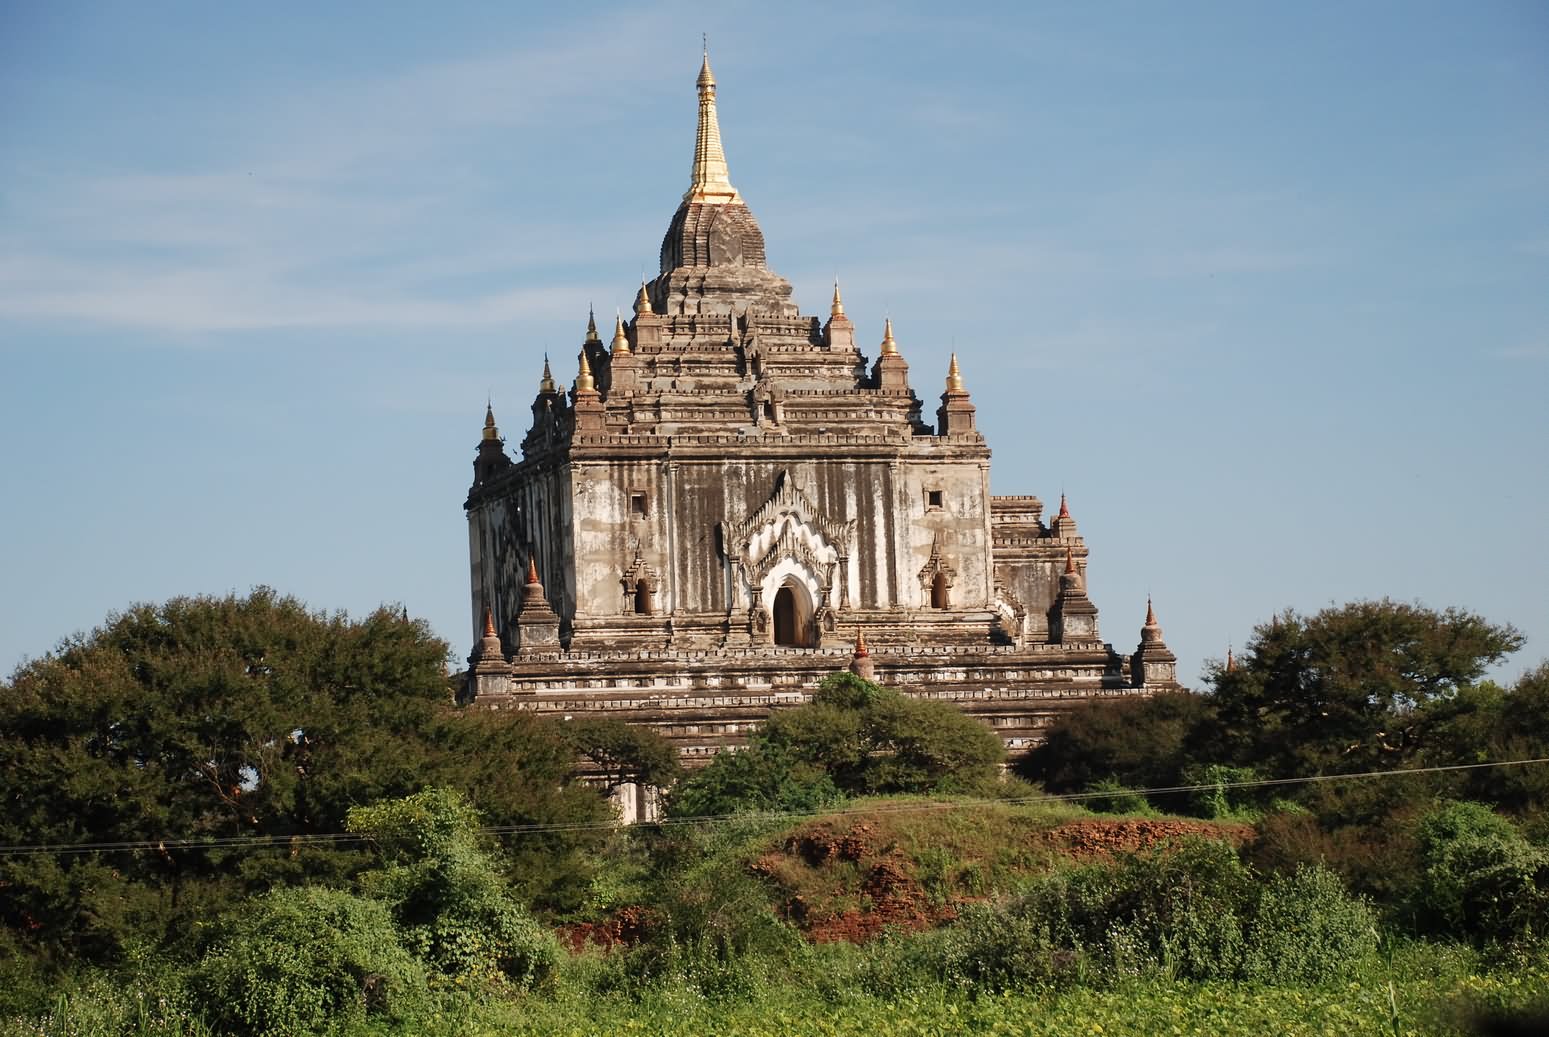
<box><xmin>0</xmin><ymin>755</ymin><xmax>1544</xmax><ymax>857</ymax></box>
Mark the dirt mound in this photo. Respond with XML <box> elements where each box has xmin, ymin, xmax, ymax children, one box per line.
<box><xmin>1045</xmin><ymin>817</ymin><xmax>1255</xmax><ymax>861</ymax></box>
<box><xmin>749</xmin><ymin>812</ymin><xmax>1253</xmax><ymax>945</ymax></box>
<box><xmin>558</xmin><ymin>904</ymin><xmax>656</xmax><ymax>953</ymax></box>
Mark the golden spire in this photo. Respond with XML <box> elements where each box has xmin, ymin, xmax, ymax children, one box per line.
<box><xmin>482</xmin><ymin>605</ymin><xmax>497</xmax><ymax>637</ymax></box>
<box><xmin>539</xmin><ymin>353</ymin><xmax>557</xmax><ymax>394</ymax></box>
<box><xmin>946</xmin><ymin>352</ymin><xmax>964</xmax><ymax>392</ymax></box>
<box><xmin>854</xmin><ymin>630</ymin><xmax>868</xmax><ymax>657</ymax></box>
<box><xmin>684</xmin><ymin>47</ymin><xmax>742</xmax><ymax>205</ymax></box>
<box><xmin>527</xmin><ymin>556</ymin><xmax>540</xmax><ymax>585</ymax></box>
<box><xmin>576</xmin><ymin>350</ymin><xmax>596</xmax><ymax>394</ymax></box>
<box><xmin>611</xmin><ymin>310</ymin><xmax>631</xmax><ymax>354</ymax></box>
<box><xmin>482</xmin><ymin>402</ymin><xmax>499</xmax><ymax>441</ymax></box>
<box><xmin>585</xmin><ymin>305</ymin><xmax>600</xmax><ymax>344</ymax></box>
<box><xmin>634</xmin><ymin>280</ymin><xmax>653</xmax><ymax>315</ymax></box>
<box><xmin>831</xmin><ymin>279</ymin><xmax>845</xmax><ymax>318</ymax></box>
<box><xmin>879</xmin><ymin>318</ymin><xmax>899</xmax><ymax>356</ymax></box>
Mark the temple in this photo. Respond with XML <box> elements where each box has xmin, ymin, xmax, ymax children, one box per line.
<box><xmin>461</xmin><ymin>53</ymin><xmax>1178</xmax><ymax>811</ymax></box>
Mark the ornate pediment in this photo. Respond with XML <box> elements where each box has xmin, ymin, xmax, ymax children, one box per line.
<box><xmin>724</xmin><ymin>470</ymin><xmax>853</xmax><ymax>554</ymax></box>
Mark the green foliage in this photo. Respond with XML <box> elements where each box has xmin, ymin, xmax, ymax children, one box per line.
<box><xmin>189</xmin><ymin>886</ymin><xmax>427</xmax><ymax>1037</ymax></box>
<box><xmin>1414</xmin><ymin>801</ymin><xmax>1549</xmax><ymax>946</ymax></box>
<box><xmin>1019</xmin><ymin>691</ymin><xmax>1216</xmax><ymax>806</ymax></box>
<box><xmin>564</xmin><ymin>717</ymin><xmax>682</xmax><ymax>796</ymax></box>
<box><xmin>928</xmin><ymin>839</ymin><xmax>1375</xmax><ymax>989</ymax></box>
<box><xmin>346</xmin><ymin>787</ymin><xmax>558</xmax><ymax>986</ymax></box>
<box><xmin>1183</xmin><ymin>763</ymin><xmax>1264</xmax><ymax>819</ymax></box>
<box><xmin>666</xmin><ymin>742</ymin><xmax>841</xmax><ymax>818</ymax></box>
<box><xmin>1210</xmin><ymin>600</ymin><xmax>1522</xmax><ymax>777</ymax></box>
<box><xmin>0</xmin><ymin>590</ymin><xmax>609</xmax><ymax>972</ymax></box>
<box><xmin>667</xmin><ymin>673</ymin><xmax>1004</xmax><ymax>818</ymax></box>
<box><xmin>1083</xmin><ymin>776</ymin><xmax>1154</xmax><ymax>815</ymax></box>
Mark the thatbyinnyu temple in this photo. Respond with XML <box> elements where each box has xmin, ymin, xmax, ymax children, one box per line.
<box><xmin>461</xmin><ymin>53</ymin><xmax>1178</xmax><ymax>812</ymax></box>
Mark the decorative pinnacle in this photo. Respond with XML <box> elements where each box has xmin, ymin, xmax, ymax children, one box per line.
<box><xmin>585</xmin><ymin>305</ymin><xmax>600</xmax><ymax>344</ymax></box>
<box><xmin>831</xmin><ymin>279</ymin><xmax>845</xmax><ymax>319</ymax></box>
<box><xmin>1065</xmin><ymin>546</ymin><xmax>1077</xmax><ymax>574</ymax></box>
<box><xmin>1225</xmin><ymin>645</ymin><xmax>1236</xmax><ymax>672</ymax></box>
<box><xmin>540</xmin><ymin>354</ymin><xmax>557</xmax><ymax>394</ymax></box>
<box><xmin>482</xmin><ymin>605</ymin><xmax>496</xmax><ymax>638</ymax></box>
<box><xmin>575</xmin><ymin>350</ymin><xmax>596</xmax><ymax>394</ymax></box>
<box><xmin>879</xmin><ymin>318</ymin><xmax>899</xmax><ymax>356</ymax></box>
<box><xmin>946</xmin><ymin>353</ymin><xmax>964</xmax><ymax>392</ymax></box>
<box><xmin>1058</xmin><ymin>493</ymin><xmax>1071</xmax><ymax>520</ymax></box>
<box><xmin>685</xmin><ymin>47</ymin><xmax>741</xmax><ymax>204</ymax></box>
<box><xmin>482</xmin><ymin>402</ymin><xmax>499</xmax><ymax>441</ymax></box>
<box><xmin>854</xmin><ymin>630</ymin><xmax>868</xmax><ymax>657</ymax></box>
<box><xmin>611</xmin><ymin>310</ymin><xmax>631</xmax><ymax>354</ymax></box>
<box><xmin>634</xmin><ymin>280</ymin><xmax>653</xmax><ymax>315</ymax></box>
<box><xmin>526</xmin><ymin>557</ymin><xmax>540</xmax><ymax>585</ymax></box>
<box><xmin>1145</xmin><ymin>596</ymin><xmax>1158</xmax><ymax>627</ymax></box>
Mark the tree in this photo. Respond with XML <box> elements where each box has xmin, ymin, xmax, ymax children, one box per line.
<box><xmin>1209</xmin><ymin>599</ymin><xmax>1522</xmax><ymax>776</ymax></box>
<box><xmin>565</xmin><ymin>717</ymin><xmax>682</xmax><ymax>796</ymax></box>
<box><xmin>668</xmin><ymin>672</ymin><xmax>1004</xmax><ymax>816</ymax></box>
<box><xmin>1018</xmin><ymin>691</ymin><xmax>1217</xmax><ymax>800</ymax></box>
<box><xmin>0</xmin><ymin>589</ymin><xmax>608</xmax><ymax>973</ymax></box>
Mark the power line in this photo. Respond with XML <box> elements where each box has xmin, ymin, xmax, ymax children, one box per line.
<box><xmin>0</xmin><ymin>756</ymin><xmax>1544</xmax><ymax>858</ymax></box>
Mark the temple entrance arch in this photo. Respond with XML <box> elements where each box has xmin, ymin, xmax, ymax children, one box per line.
<box><xmin>771</xmin><ymin>578</ymin><xmax>812</xmax><ymax>647</ymax></box>
<box><xmin>931</xmin><ymin>571</ymin><xmax>950</xmax><ymax>609</ymax></box>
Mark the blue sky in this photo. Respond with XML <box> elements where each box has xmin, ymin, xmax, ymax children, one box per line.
<box><xmin>2</xmin><ymin>1</ymin><xmax>1546</xmax><ymax>686</ymax></box>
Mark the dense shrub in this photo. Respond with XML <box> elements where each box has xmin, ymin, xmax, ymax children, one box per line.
<box><xmin>190</xmin><ymin>886</ymin><xmax>427</xmax><ymax>1037</ymax></box>
<box><xmin>1415</xmin><ymin>801</ymin><xmax>1549</xmax><ymax>946</ymax></box>
<box><xmin>920</xmin><ymin>839</ymin><xmax>1375</xmax><ymax>989</ymax></box>
<box><xmin>667</xmin><ymin>743</ymin><xmax>841</xmax><ymax>819</ymax></box>
<box><xmin>347</xmin><ymin>788</ymin><xmax>558</xmax><ymax>986</ymax></box>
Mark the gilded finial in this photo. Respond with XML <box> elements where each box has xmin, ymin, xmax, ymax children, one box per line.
<box><xmin>482</xmin><ymin>401</ymin><xmax>498</xmax><ymax>441</ymax></box>
<box><xmin>585</xmin><ymin>305</ymin><xmax>600</xmax><ymax>343</ymax></box>
<box><xmin>527</xmin><ymin>557</ymin><xmax>540</xmax><ymax>585</ymax></box>
<box><xmin>879</xmin><ymin>318</ymin><xmax>899</xmax><ymax>356</ymax></box>
<box><xmin>611</xmin><ymin>310</ymin><xmax>631</xmax><ymax>354</ymax></box>
<box><xmin>634</xmin><ymin>280</ymin><xmax>652</xmax><ymax>316</ymax></box>
<box><xmin>946</xmin><ymin>352</ymin><xmax>964</xmax><ymax>392</ymax></box>
<box><xmin>576</xmin><ymin>350</ymin><xmax>596</xmax><ymax>394</ymax></box>
<box><xmin>482</xmin><ymin>605</ymin><xmax>496</xmax><ymax>637</ymax></box>
<box><xmin>831</xmin><ymin>279</ymin><xmax>845</xmax><ymax>318</ymax></box>
<box><xmin>685</xmin><ymin>47</ymin><xmax>741</xmax><ymax>204</ymax></box>
<box><xmin>539</xmin><ymin>354</ymin><xmax>557</xmax><ymax>394</ymax></box>
<box><xmin>854</xmin><ymin>630</ymin><xmax>868</xmax><ymax>657</ymax></box>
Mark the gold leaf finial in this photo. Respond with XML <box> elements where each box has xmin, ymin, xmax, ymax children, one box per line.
<box><xmin>576</xmin><ymin>350</ymin><xmax>596</xmax><ymax>394</ymax></box>
<box><xmin>685</xmin><ymin>48</ymin><xmax>741</xmax><ymax>205</ymax></box>
<box><xmin>831</xmin><ymin>279</ymin><xmax>844</xmax><ymax>318</ymax></box>
<box><xmin>634</xmin><ymin>280</ymin><xmax>653</xmax><ymax>315</ymax></box>
<box><xmin>880</xmin><ymin>317</ymin><xmax>899</xmax><ymax>356</ymax></box>
<box><xmin>539</xmin><ymin>353</ymin><xmax>557</xmax><ymax>394</ymax></box>
<box><xmin>946</xmin><ymin>352</ymin><xmax>964</xmax><ymax>391</ymax></box>
<box><xmin>585</xmin><ymin>305</ymin><xmax>600</xmax><ymax>344</ymax></box>
<box><xmin>611</xmin><ymin>309</ymin><xmax>631</xmax><ymax>354</ymax></box>
<box><xmin>482</xmin><ymin>402</ymin><xmax>499</xmax><ymax>441</ymax></box>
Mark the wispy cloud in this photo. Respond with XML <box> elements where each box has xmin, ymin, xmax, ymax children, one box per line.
<box><xmin>0</xmin><ymin>13</ymin><xmax>681</xmax><ymax>339</ymax></box>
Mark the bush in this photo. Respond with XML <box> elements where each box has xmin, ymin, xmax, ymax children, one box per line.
<box><xmin>347</xmin><ymin>787</ymin><xmax>559</xmax><ymax>986</ymax></box>
<box><xmin>1241</xmin><ymin>865</ymin><xmax>1379</xmax><ymax>983</ymax></box>
<box><xmin>190</xmin><ymin>886</ymin><xmax>427</xmax><ymax>1037</ymax></box>
<box><xmin>1415</xmin><ymin>802</ymin><xmax>1549</xmax><ymax>946</ymax></box>
<box><xmin>666</xmin><ymin>743</ymin><xmax>841</xmax><ymax>819</ymax></box>
<box><xmin>915</xmin><ymin>838</ymin><xmax>1375</xmax><ymax>990</ymax></box>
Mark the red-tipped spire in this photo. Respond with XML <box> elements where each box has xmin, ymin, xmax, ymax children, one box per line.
<box><xmin>482</xmin><ymin>605</ymin><xmax>496</xmax><ymax>638</ymax></box>
<box><xmin>1145</xmin><ymin>596</ymin><xmax>1158</xmax><ymax>627</ymax></box>
<box><xmin>854</xmin><ymin>630</ymin><xmax>868</xmax><ymax>657</ymax></box>
<box><xmin>1058</xmin><ymin>493</ymin><xmax>1071</xmax><ymax>520</ymax></box>
<box><xmin>526</xmin><ymin>557</ymin><xmax>540</xmax><ymax>585</ymax></box>
<box><xmin>1065</xmin><ymin>546</ymin><xmax>1077</xmax><ymax>574</ymax></box>
<box><xmin>1225</xmin><ymin>645</ymin><xmax>1236</xmax><ymax>672</ymax></box>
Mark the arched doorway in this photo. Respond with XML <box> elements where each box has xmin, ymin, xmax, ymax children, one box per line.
<box><xmin>633</xmin><ymin>580</ymin><xmax>654</xmax><ymax>615</ymax></box>
<box><xmin>931</xmin><ymin>571</ymin><xmax>950</xmax><ymax>609</ymax></box>
<box><xmin>772</xmin><ymin>579</ymin><xmax>811</xmax><ymax>647</ymax></box>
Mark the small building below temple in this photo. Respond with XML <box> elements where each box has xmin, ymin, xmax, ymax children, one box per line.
<box><xmin>460</xmin><ymin>52</ymin><xmax>1179</xmax><ymax>814</ymax></box>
